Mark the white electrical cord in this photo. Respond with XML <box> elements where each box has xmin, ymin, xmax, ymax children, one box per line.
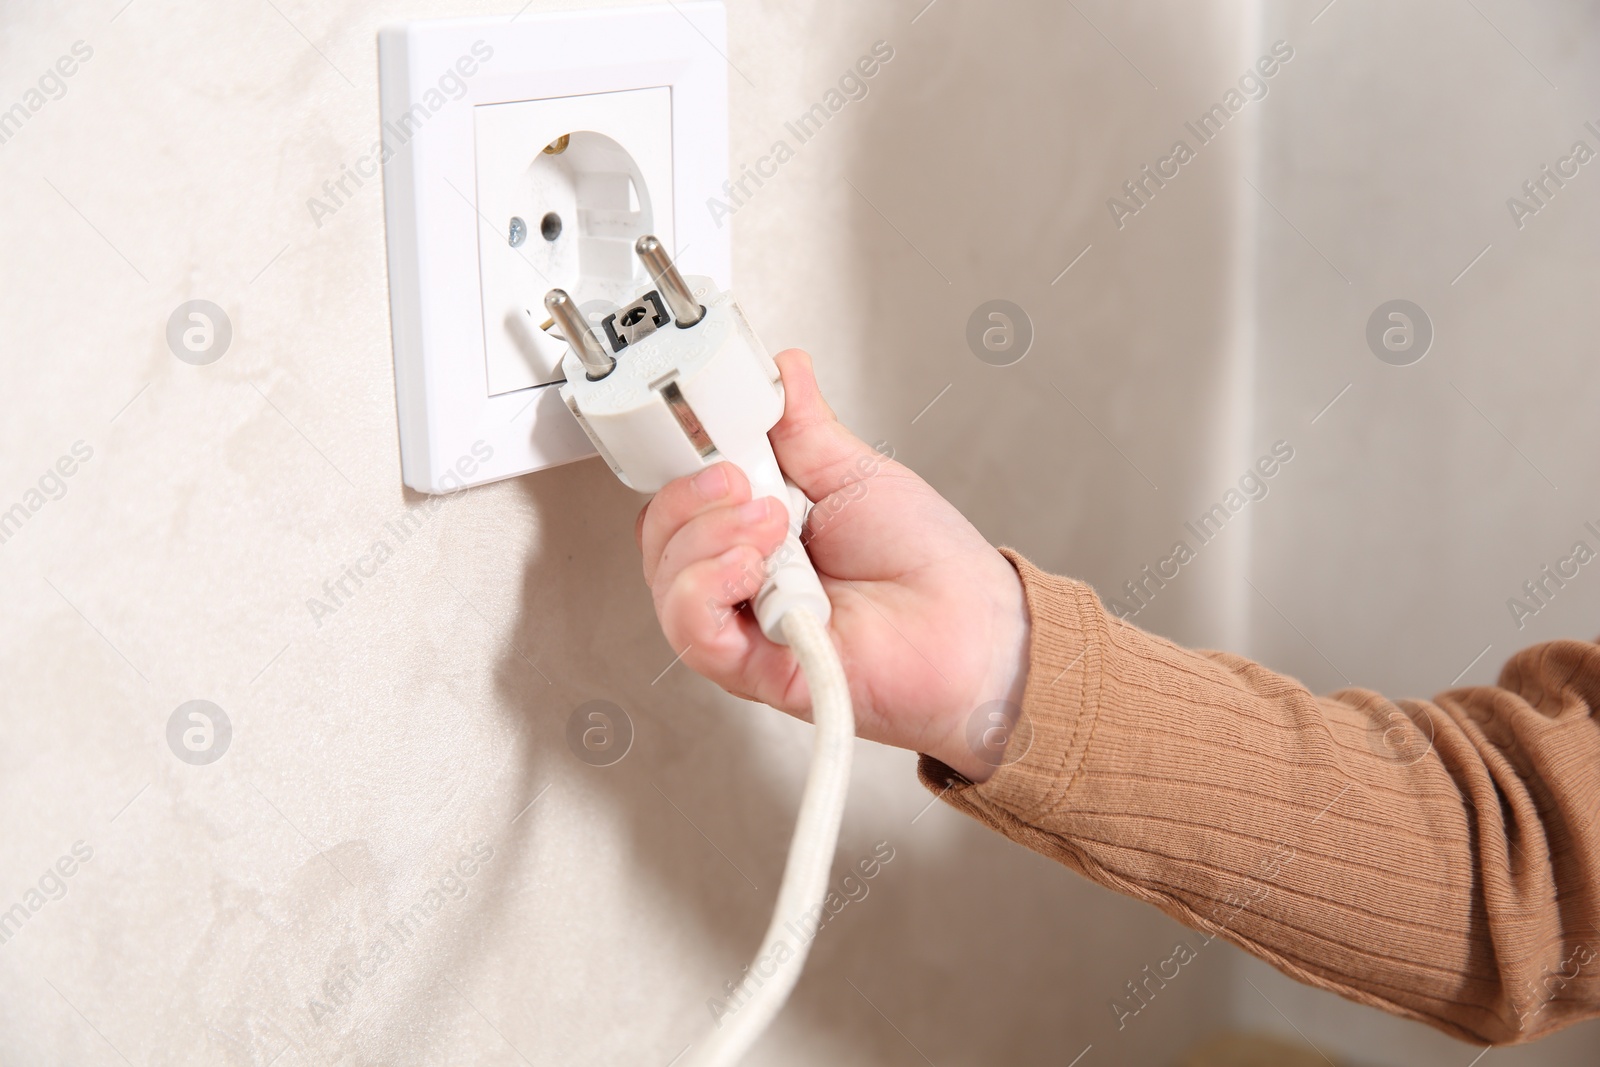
<box><xmin>550</xmin><ymin>238</ymin><xmax>859</xmax><ymax>1065</ymax></box>
<box><xmin>682</xmin><ymin>607</ymin><xmax>855</xmax><ymax>1067</ymax></box>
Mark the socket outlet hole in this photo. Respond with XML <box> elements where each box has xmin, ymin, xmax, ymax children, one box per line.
<box><xmin>526</xmin><ymin>130</ymin><xmax>655</xmax><ymax>303</ymax></box>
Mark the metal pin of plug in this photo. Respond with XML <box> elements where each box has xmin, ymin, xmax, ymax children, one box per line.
<box><xmin>544</xmin><ymin>289</ymin><xmax>615</xmax><ymax>379</ymax></box>
<box><xmin>635</xmin><ymin>235</ymin><xmax>704</xmax><ymax>328</ymax></box>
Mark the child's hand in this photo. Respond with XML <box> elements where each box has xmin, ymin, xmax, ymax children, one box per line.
<box><xmin>635</xmin><ymin>349</ymin><xmax>1029</xmax><ymax>781</ymax></box>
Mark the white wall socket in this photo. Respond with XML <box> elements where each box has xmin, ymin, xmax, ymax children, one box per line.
<box><xmin>476</xmin><ymin>87</ymin><xmax>674</xmax><ymax>397</ymax></box>
<box><xmin>378</xmin><ymin>4</ymin><xmax>730</xmax><ymax>494</ymax></box>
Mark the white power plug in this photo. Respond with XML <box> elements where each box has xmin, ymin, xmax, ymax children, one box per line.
<box><xmin>552</xmin><ymin>237</ymin><xmax>831</xmax><ymax>644</ymax></box>
<box><xmin>547</xmin><ymin>239</ymin><xmax>852</xmax><ymax>1067</ymax></box>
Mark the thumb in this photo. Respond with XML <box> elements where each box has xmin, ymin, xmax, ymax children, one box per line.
<box><xmin>768</xmin><ymin>349</ymin><xmax>885</xmax><ymax>502</ymax></box>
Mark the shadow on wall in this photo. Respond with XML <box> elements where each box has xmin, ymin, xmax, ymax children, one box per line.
<box><xmin>484</xmin><ymin>0</ymin><xmax>1251</xmax><ymax>1062</ymax></box>
<box><xmin>794</xmin><ymin>1</ymin><xmax>1250</xmax><ymax>1062</ymax></box>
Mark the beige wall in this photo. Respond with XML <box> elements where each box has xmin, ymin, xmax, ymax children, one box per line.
<box><xmin>8</xmin><ymin>0</ymin><xmax>1590</xmax><ymax>1064</ymax></box>
<box><xmin>1235</xmin><ymin>1</ymin><xmax>1600</xmax><ymax>1064</ymax></box>
<box><xmin>0</xmin><ymin>2</ymin><xmax>1249</xmax><ymax>1063</ymax></box>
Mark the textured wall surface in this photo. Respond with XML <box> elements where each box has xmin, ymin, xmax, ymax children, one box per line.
<box><xmin>2</xmin><ymin>0</ymin><xmax>1591</xmax><ymax>1065</ymax></box>
<box><xmin>0</xmin><ymin>1</ymin><xmax>1246</xmax><ymax>1064</ymax></box>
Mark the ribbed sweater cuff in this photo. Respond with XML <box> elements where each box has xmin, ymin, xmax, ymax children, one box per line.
<box><xmin>918</xmin><ymin>549</ymin><xmax>1106</xmax><ymax>823</ymax></box>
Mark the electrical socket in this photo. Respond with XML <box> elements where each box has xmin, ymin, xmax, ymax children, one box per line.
<box><xmin>378</xmin><ymin>4</ymin><xmax>729</xmax><ymax>494</ymax></box>
<box><xmin>476</xmin><ymin>87</ymin><xmax>674</xmax><ymax>396</ymax></box>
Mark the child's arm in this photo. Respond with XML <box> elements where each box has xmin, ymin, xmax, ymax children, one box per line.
<box><xmin>922</xmin><ymin>553</ymin><xmax>1600</xmax><ymax>1046</ymax></box>
<box><xmin>637</xmin><ymin>348</ymin><xmax>1600</xmax><ymax>1046</ymax></box>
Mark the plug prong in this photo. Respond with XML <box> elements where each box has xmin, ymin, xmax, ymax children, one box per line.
<box><xmin>635</xmin><ymin>235</ymin><xmax>704</xmax><ymax>328</ymax></box>
<box><xmin>545</xmin><ymin>289</ymin><xmax>615</xmax><ymax>379</ymax></box>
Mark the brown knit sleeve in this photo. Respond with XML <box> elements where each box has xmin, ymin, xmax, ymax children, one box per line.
<box><xmin>919</xmin><ymin>550</ymin><xmax>1600</xmax><ymax>1046</ymax></box>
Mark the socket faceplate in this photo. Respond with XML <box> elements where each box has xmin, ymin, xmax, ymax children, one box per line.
<box><xmin>378</xmin><ymin>4</ymin><xmax>729</xmax><ymax>493</ymax></box>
